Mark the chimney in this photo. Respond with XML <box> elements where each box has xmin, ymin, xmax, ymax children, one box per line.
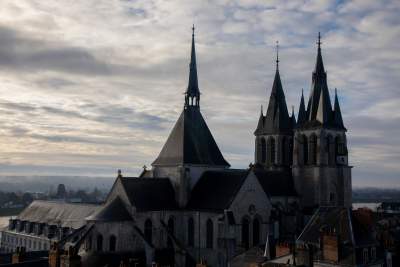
<box><xmin>49</xmin><ymin>242</ymin><xmax>61</xmax><ymax>267</ymax></box>
<box><xmin>60</xmin><ymin>246</ymin><xmax>81</xmax><ymax>267</ymax></box>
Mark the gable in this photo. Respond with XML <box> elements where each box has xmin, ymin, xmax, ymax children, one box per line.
<box><xmin>228</xmin><ymin>171</ymin><xmax>272</xmax><ymax>220</ymax></box>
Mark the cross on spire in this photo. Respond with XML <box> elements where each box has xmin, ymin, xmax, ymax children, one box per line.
<box><xmin>317</xmin><ymin>32</ymin><xmax>322</xmax><ymax>49</ymax></box>
<box><xmin>192</xmin><ymin>24</ymin><xmax>195</xmax><ymax>36</ymax></box>
<box><xmin>276</xmin><ymin>40</ymin><xmax>280</xmax><ymax>70</ymax></box>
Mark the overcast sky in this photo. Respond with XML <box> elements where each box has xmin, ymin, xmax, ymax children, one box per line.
<box><xmin>0</xmin><ymin>0</ymin><xmax>398</xmax><ymax>188</ymax></box>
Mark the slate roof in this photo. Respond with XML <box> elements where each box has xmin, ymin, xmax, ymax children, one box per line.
<box><xmin>297</xmin><ymin>34</ymin><xmax>345</xmax><ymax>131</ymax></box>
<box><xmin>297</xmin><ymin>207</ymin><xmax>377</xmax><ymax>247</ymax></box>
<box><xmin>152</xmin><ymin>106</ymin><xmax>230</xmax><ymax>167</ymax></box>
<box><xmin>255</xmin><ymin>68</ymin><xmax>292</xmax><ymax>135</ymax></box>
<box><xmin>87</xmin><ymin>197</ymin><xmax>132</xmax><ymax>222</ymax></box>
<box><xmin>253</xmin><ymin>168</ymin><xmax>297</xmax><ymax>197</ymax></box>
<box><xmin>17</xmin><ymin>200</ymin><xmax>100</xmax><ymax>229</ymax></box>
<box><xmin>120</xmin><ymin>177</ymin><xmax>178</xmax><ymax>212</ymax></box>
<box><xmin>186</xmin><ymin>26</ymin><xmax>200</xmax><ymax>99</ymax></box>
<box><xmin>186</xmin><ymin>169</ymin><xmax>248</xmax><ymax>211</ymax></box>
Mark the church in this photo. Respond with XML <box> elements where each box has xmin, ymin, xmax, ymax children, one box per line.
<box><xmin>1</xmin><ymin>29</ymin><xmax>351</xmax><ymax>267</ymax></box>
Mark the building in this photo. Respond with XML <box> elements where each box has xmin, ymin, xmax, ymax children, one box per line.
<box><xmin>0</xmin><ymin>30</ymin><xmax>351</xmax><ymax>267</ymax></box>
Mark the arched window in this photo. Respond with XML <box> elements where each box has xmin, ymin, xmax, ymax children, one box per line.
<box><xmin>144</xmin><ymin>219</ymin><xmax>152</xmax><ymax>244</ymax></box>
<box><xmin>309</xmin><ymin>134</ymin><xmax>317</xmax><ymax>165</ymax></box>
<box><xmin>261</xmin><ymin>138</ymin><xmax>266</xmax><ymax>163</ymax></box>
<box><xmin>187</xmin><ymin>218</ymin><xmax>194</xmax><ymax>247</ymax></box>
<box><xmin>289</xmin><ymin>137</ymin><xmax>293</xmax><ymax>164</ymax></box>
<box><xmin>302</xmin><ymin>135</ymin><xmax>308</xmax><ymax>165</ymax></box>
<box><xmin>167</xmin><ymin>217</ymin><xmax>174</xmax><ymax>248</ymax></box>
<box><xmin>326</xmin><ymin>135</ymin><xmax>334</xmax><ymax>165</ymax></box>
<box><xmin>206</xmin><ymin>219</ymin><xmax>213</xmax><ymax>249</ymax></box>
<box><xmin>241</xmin><ymin>218</ymin><xmax>250</xmax><ymax>249</ymax></box>
<box><xmin>96</xmin><ymin>234</ymin><xmax>103</xmax><ymax>252</ymax></box>
<box><xmin>252</xmin><ymin>218</ymin><xmax>260</xmax><ymax>246</ymax></box>
<box><xmin>109</xmin><ymin>235</ymin><xmax>116</xmax><ymax>252</ymax></box>
<box><xmin>267</xmin><ymin>137</ymin><xmax>276</xmax><ymax>164</ymax></box>
<box><xmin>335</xmin><ymin>136</ymin><xmax>346</xmax><ymax>159</ymax></box>
<box><xmin>281</xmin><ymin>137</ymin><xmax>287</xmax><ymax>165</ymax></box>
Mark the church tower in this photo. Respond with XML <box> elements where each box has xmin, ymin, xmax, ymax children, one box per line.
<box><xmin>151</xmin><ymin>26</ymin><xmax>230</xmax><ymax>207</ymax></box>
<box><xmin>292</xmin><ymin>33</ymin><xmax>352</xmax><ymax>209</ymax></box>
<box><xmin>254</xmin><ymin>42</ymin><xmax>295</xmax><ymax>171</ymax></box>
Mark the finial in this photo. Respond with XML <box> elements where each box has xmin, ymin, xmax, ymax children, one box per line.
<box><xmin>143</xmin><ymin>165</ymin><xmax>147</xmax><ymax>170</ymax></box>
<box><xmin>317</xmin><ymin>32</ymin><xmax>322</xmax><ymax>49</ymax></box>
<box><xmin>335</xmin><ymin>88</ymin><xmax>337</xmax><ymax>95</ymax></box>
<box><xmin>117</xmin><ymin>169</ymin><xmax>122</xmax><ymax>177</ymax></box>
<box><xmin>292</xmin><ymin>105</ymin><xmax>295</xmax><ymax>114</ymax></box>
<box><xmin>261</xmin><ymin>105</ymin><xmax>263</xmax><ymax>115</ymax></box>
<box><xmin>301</xmin><ymin>88</ymin><xmax>304</xmax><ymax>96</ymax></box>
<box><xmin>275</xmin><ymin>40</ymin><xmax>279</xmax><ymax>70</ymax></box>
<box><xmin>192</xmin><ymin>24</ymin><xmax>195</xmax><ymax>36</ymax></box>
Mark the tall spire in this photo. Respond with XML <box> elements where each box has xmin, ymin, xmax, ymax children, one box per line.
<box><xmin>263</xmin><ymin>41</ymin><xmax>291</xmax><ymax>134</ymax></box>
<box><xmin>333</xmin><ymin>88</ymin><xmax>345</xmax><ymax>129</ymax></box>
<box><xmin>306</xmin><ymin>32</ymin><xmax>333</xmax><ymax>125</ymax></box>
<box><xmin>185</xmin><ymin>24</ymin><xmax>200</xmax><ymax>109</ymax></box>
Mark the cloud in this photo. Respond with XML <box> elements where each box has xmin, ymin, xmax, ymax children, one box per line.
<box><xmin>0</xmin><ymin>0</ymin><xmax>398</xmax><ymax>188</ymax></box>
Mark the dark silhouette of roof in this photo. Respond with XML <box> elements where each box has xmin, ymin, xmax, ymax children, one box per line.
<box><xmin>120</xmin><ymin>177</ymin><xmax>178</xmax><ymax>211</ymax></box>
<box><xmin>186</xmin><ymin>25</ymin><xmax>200</xmax><ymax>100</ymax></box>
<box><xmin>87</xmin><ymin>197</ymin><xmax>132</xmax><ymax>222</ymax></box>
<box><xmin>297</xmin><ymin>90</ymin><xmax>307</xmax><ymax>125</ymax></box>
<box><xmin>298</xmin><ymin>33</ymin><xmax>346</xmax><ymax>131</ymax></box>
<box><xmin>333</xmin><ymin>89</ymin><xmax>345</xmax><ymax>129</ymax></box>
<box><xmin>256</xmin><ymin>68</ymin><xmax>292</xmax><ymax>135</ymax></box>
<box><xmin>297</xmin><ymin>207</ymin><xmax>377</xmax><ymax>247</ymax></box>
<box><xmin>153</xmin><ymin>28</ymin><xmax>229</xmax><ymax>167</ymax></box>
<box><xmin>253</xmin><ymin>168</ymin><xmax>297</xmax><ymax>197</ymax></box>
<box><xmin>186</xmin><ymin>169</ymin><xmax>248</xmax><ymax>211</ymax></box>
<box><xmin>255</xmin><ymin>44</ymin><xmax>292</xmax><ymax>135</ymax></box>
<box><xmin>152</xmin><ymin>106</ymin><xmax>230</xmax><ymax>167</ymax></box>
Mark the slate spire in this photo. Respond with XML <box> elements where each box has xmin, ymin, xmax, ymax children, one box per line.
<box><xmin>185</xmin><ymin>25</ymin><xmax>200</xmax><ymax>109</ymax></box>
<box><xmin>254</xmin><ymin>105</ymin><xmax>265</xmax><ymax>134</ymax></box>
<box><xmin>306</xmin><ymin>32</ymin><xmax>333</xmax><ymax>125</ymax></box>
<box><xmin>297</xmin><ymin>89</ymin><xmax>307</xmax><ymax>125</ymax></box>
<box><xmin>333</xmin><ymin>88</ymin><xmax>345</xmax><ymax>129</ymax></box>
<box><xmin>290</xmin><ymin>106</ymin><xmax>296</xmax><ymax>128</ymax></box>
<box><xmin>262</xmin><ymin>41</ymin><xmax>291</xmax><ymax>134</ymax></box>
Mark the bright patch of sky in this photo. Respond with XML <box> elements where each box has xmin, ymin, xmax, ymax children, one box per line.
<box><xmin>0</xmin><ymin>0</ymin><xmax>399</xmax><ymax>188</ymax></box>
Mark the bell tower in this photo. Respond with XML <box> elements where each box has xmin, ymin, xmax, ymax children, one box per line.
<box><xmin>254</xmin><ymin>42</ymin><xmax>295</xmax><ymax>171</ymax></box>
<box><xmin>292</xmin><ymin>33</ymin><xmax>352</xmax><ymax>210</ymax></box>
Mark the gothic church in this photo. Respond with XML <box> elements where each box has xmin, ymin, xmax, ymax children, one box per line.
<box><xmin>2</xmin><ymin>30</ymin><xmax>351</xmax><ymax>267</ymax></box>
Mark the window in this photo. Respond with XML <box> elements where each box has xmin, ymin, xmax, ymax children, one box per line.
<box><xmin>252</xmin><ymin>218</ymin><xmax>260</xmax><ymax>246</ymax></box>
<box><xmin>309</xmin><ymin>134</ymin><xmax>317</xmax><ymax>165</ymax></box>
<box><xmin>282</xmin><ymin>137</ymin><xmax>287</xmax><ymax>164</ymax></box>
<box><xmin>144</xmin><ymin>219</ymin><xmax>152</xmax><ymax>244</ymax></box>
<box><xmin>206</xmin><ymin>219</ymin><xmax>213</xmax><ymax>249</ymax></box>
<box><xmin>270</xmin><ymin>138</ymin><xmax>276</xmax><ymax>164</ymax></box>
<box><xmin>363</xmin><ymin>248</ymin><xmax>369</xmax><ymax>264</ymax></box>
<box><xmin>97</xmin><ymin>234</ymin><xmax>103</xmax><ymax>252</ymax></box>
<box><xmin>326</xmin><ymin>135</ymin><xmax>334</xmax><ymax>165</ymax></box>
<box><xmin>261</xmin><ymin>138</ymin><xmax>266</xmax><ymax>163</ymax></box>
<box><xmin>242</xmin><ymin>218</ymin><xmax>250</xmax><ymax>249</ymax></box>
<box><xmin>187</xmin><ymin>218</ymin><xmax>194</xmax><ymax>247</ymax></box>
<box><xmin>109</xmin><ymin>235</ymin><xmax>116</xmax><ymax>252</ymax></box>
<box><xmin>302</xmin><ymin>135</ymin><xmax>308</xmax><ymax>165</ymax></box>
<box><xmin>371</xmin><ymin>247</ymin><xmax>376</xmax><ymax>261</ymax></box>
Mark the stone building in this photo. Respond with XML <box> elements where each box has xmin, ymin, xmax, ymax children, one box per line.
<box><xmin>0</xmin><ymin>30</ymin><xmax>351</xmax><ymax>267</ymax></box>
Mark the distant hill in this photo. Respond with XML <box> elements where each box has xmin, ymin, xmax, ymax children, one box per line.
<box><xmin>0</xmin><ymin>176</ymin><xmax>115</xmax><ymax>193</ymax></box>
